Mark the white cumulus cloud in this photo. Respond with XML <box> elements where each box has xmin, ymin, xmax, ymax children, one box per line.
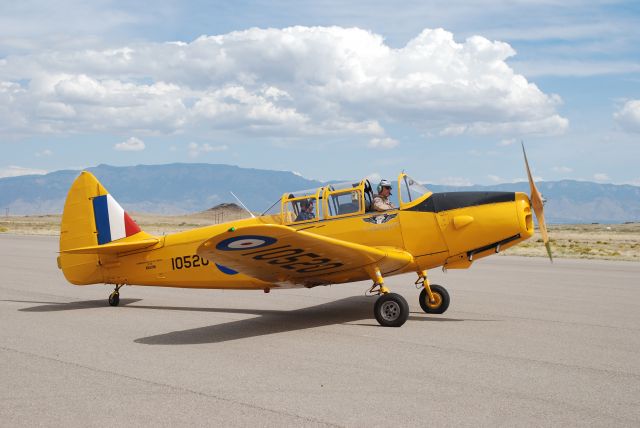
<box><xmin>114</xmin><ymin>137</ymin><xmax>145</xmax><ymax>151</ymax></box>
<box><xmin>614</xmin><ymin>100</ymin><xmax>640</xmax><ymax>133</ymax></box>
<box><xmin>187</xmin><ymin>142</ymin><xmax>228</xmax><ymax>158</ymax></box>
<box><xmin>497</xmin><ymin>138</ymin><xmax>516</xmax><ymax>146</ymax></box>
<box><xmin>0</xmin><ymin>165</ymin><xmax>47</xmax><ymax>178</ymax></box>
<box><xmin>366</xmin><ymin>172</ymin><xmax>382</xmax><ymax>184</ymax></box>
<box><xmin>0</xmin><ymin>26</ymin><xmax>568</xmax><ymax>140</ymax></box>
<box><xmin>368</xmin><ymin>137</ymin><xmax>399</xmax><ymax>149</ymax></box>
<box><xmin>593</xmin><ymin>173</ymin><xmax>610</xmax><ymax>182</ymax></box>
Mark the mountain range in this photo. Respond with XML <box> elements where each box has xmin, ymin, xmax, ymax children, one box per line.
<box><xmin>1</xmin><ymin>163</ymin><xmax>638</xmax><ymax>224</ymax></box>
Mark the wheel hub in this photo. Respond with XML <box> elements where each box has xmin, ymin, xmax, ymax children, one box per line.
<box><xmin>426</xmin><ymin>292</ymin><xmax>442</xmax><ymax>309</ymax></box>
<box><xmin>380</xmin><ymin>301</ymin><xmax>401</xmax><ymax>321</ymax></box>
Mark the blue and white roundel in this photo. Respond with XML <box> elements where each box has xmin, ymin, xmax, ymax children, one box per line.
<box><xmin>216</xmin><ymin>235</ymin><xmax>277</xmax><ymax>251</ymax></box>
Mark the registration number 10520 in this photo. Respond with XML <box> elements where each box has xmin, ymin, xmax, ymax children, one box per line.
<box><xmin>170</xmin><ymin>254</ymin><xmax>209</xmax><ymax>270</ymax></box>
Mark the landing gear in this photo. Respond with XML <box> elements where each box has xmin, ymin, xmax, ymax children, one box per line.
<box><xmin>108</xmin><ymin>292</ymin><xmax>119</xmax><ymax>306</ymax></box>
<box><xmin>374</xmin><ymin>293</ymin><xmax>409</xmax><ymax>327</ymax></box>
<box><xmin>419</xmin><ymin>284</ymin><xmax>449</xmax><ymax>314</ymax></box>
<box><xmin>416</xmin><ymin>271</ymin><xmax>450</xmax><ymax>314</ymax></box>
<box><xmin>366</xmin><ymin>268</ymin><xmax>451</xmax><ymax>326</ymax></box>
<box><xmin>108</xmin><ymin>284</ymin><xmax>123</xmax><ymax>307</ymax></box>
<box><xmin>368</xmin><ymin>267</ymin><xmax>409</xmax><ymax>327</ymax></box>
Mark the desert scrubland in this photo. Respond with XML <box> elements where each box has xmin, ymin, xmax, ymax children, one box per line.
<box><xmin>0</xmin><ymin>211</ymin><xmax>638</xmax><ymax>262</ymax></box>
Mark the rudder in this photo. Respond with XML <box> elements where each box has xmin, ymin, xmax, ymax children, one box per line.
<box><xmin>58</xmin><ymin>171</ymin><xmax>151</xmax><ymax>285</ymax></box>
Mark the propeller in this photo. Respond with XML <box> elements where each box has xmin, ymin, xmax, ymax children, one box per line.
<box><xmin>521</xmin><ymin>142</ymin><xmax>553</xmax><ymax>262</ymax></box>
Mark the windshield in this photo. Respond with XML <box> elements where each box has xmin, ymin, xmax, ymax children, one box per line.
<box><xmin>399</xmin><ymin>175</ymin><xmax>431</xmax><ymax>203</ymax></box>
<box><xmin>326</xmin><ymin>180</ymin><xmax>361</xmax><ymax>192</ymax></box>
<box><xmin>261</xmin><ymin>197</ymin><xmax>281</xmax><ymax>216</ymax></box>
<box><xmin>287</xmin><ymin>187</ymin><xmax>322</xmax><ymax>198</ymax></box>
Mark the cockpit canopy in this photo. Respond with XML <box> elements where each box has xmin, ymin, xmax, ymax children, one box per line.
<box><xmin>398</xmin><ymin>174</ymin><xmax>431</xmax><ymax>205</ymax></box>
<box><xmin>262</xmin><ymin>173</ymin><xmax>431</xmax><ymax>224</ymax></box>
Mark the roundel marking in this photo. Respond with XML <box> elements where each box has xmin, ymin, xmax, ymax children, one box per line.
<box><xmin>215</xmin><ymin>235</ymin><xmax>277</xmax><ymax>251</ymax></box>
<box><xmin>215</xmin><ymin>263</ymin><xmax>239</xmax><ymax>275</ymax></box>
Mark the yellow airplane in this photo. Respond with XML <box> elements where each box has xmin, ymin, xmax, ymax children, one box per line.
<box><xmin>57</xmin><ymin>145</ymin><xmax>551</xmax><ymax>327</ymax></box>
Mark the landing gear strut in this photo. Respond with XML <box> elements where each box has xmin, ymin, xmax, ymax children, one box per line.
<box><xmin>416</xmin><ymin>271</ymin><xmax>450</xmax><ymax>314</ymax></box>
<box><xmin>108</xmin><ymin>284</ymin><xmax>123</xmax><ymax>307</ymax></box>
<box><xmin>368</xmin><ymin>268</ymin><xmax>409</xmax><ymax>327</ymax></box>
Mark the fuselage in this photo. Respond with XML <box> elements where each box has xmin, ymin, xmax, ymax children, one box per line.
<box><xmin>79</xmin><ymin>190</ymin><xmax>533</xmax><ymax>290</ymax></box>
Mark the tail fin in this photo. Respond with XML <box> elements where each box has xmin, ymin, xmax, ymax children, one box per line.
<box><xmin>58</xmin><ymin>171</ymin><xmax>157</xmax><ymax>285</ymax></box>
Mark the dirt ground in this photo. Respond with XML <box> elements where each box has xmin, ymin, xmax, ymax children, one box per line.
<box><xmin>1</xmin><ymin>213</ymin><xmax>638</xmax><ymax>262</ymax></box>
<box><xmin>0</xmin><ymin>208</ymin><xmax>249</xmax><ymax>237</ymax></box>
<box><xmin>501</xmin><ymin>223</ymin><xmax>640</xmax><ymax>262</ymax></box>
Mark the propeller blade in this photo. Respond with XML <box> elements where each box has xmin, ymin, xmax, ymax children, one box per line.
<box><xmin>521</xmin><ymin>142</ymin><xmax>553</xmax><ymax>262</ymax></box>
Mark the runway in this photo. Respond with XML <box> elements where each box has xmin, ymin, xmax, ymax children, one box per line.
<box><xmin>1</xmin><ymin>234</ymin><xmax>639</xmax><ymax>426</ymax></box>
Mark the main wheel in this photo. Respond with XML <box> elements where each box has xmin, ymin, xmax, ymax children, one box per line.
<box><xmin>419</xmin><ymin>284</ymin><xmax>450</xmax><ymax>314</ymax></box>
<box><xmin>108</xmin><ymin>291</ymin><xmax>120</xmax><ymax>307</ymax></box>
<box><xmin>374</xmin><ymin>293</ymin><xmax>409</xmax><ymax>327</ymax></box>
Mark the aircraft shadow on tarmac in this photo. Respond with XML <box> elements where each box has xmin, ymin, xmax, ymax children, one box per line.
<box><xmin>4</xmin><ymin>297</ymin><xmax>496</xmax><ymax>345</ymax></box>
<box><xmin>7</xmin><ymin>298</ymin><xmax>143</xmax><ymax>311</ymax></box>
<box><xmin>131</xmin><ymin>297</ymin><xmax>498</xmax><ymax>345</ymax></box>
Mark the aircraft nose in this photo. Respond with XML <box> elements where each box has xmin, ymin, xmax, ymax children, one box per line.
<box><xmin>515</xmin><ymin>192</ymin><xmax>534</xmax><ymax>239</ymax></box>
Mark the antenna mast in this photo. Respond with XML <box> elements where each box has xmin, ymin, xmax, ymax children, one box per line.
<box><xmin>229</xmin><ymin>191</ymin><xmax>255</xmax><ymax>218</ymax></box>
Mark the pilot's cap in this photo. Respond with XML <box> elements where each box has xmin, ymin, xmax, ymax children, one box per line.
<box><xmin>300</xmin><ymin>199</ymin><xmax>313</xmax><ymax>208</ymax></box>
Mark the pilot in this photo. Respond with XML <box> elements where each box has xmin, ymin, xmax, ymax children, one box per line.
<box><xmin>295</xmin><ymin>199</ymin><xmax>315</xmax><ymax>221</ymax></box>
<box><xmin>373</xmin><ymin>179</ymin><xmax>395</xmax><ymax>211</ymax></box>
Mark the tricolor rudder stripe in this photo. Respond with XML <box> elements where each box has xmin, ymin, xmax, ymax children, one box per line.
<box><xmin>92</xmin><ymin>194</ymin><xmax>141</xmax><ymax>245</ymax></box>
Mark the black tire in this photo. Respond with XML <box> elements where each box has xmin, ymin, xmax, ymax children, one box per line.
<box><xmin>374</xmin><ymin>293</ymin><xmax>409</xmax><ymax>327</ymax></box>
<box><xmin>419</xmin><ymin>284</ymin><xmax>450</xmax><ymax>314</ymax></box>
<box><xmin>108</xmin><ymin>291</ymin><xmax>120</xmax><ymax>307</ymax></box>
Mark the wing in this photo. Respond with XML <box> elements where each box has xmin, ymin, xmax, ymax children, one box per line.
<box><xmin>197</xmin><ymin>224</ymin><xmax>414</xmax><ymax>287</ymax></box>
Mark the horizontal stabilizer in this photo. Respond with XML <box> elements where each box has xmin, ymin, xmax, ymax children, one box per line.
<box><xmin>62</xmin><ymin>234</ymin><xmax>159</xmax><ymax>255</ymax></box>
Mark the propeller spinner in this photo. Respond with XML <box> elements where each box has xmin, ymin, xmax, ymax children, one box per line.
<box><xmin>521</xmin><ymin>142</ymin><xmax>553</xmax><ymax>262</ymax></box>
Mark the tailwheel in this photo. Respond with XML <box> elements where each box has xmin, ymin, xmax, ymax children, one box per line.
<box><xmin>108</xmin><ymin>291</ymin><xmax>120</xmax><ymax>307</ymax></box>
<box><xmin>108</xmin><ymin>284</ymin><xmax>123</xmax><ymax>307</ymax></box>
<box><xmin>374</xmin><ymin>293</ymin><xmax>409</xmax><ymax>327</ymax></box>
<box><xmin>419</xmin><ymin>284</ymin><xmax>450</xmax><ymax>314</ymax></box>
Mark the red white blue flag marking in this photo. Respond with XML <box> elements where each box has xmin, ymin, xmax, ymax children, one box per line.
<box><xmin>93</xmin><ymin>194</ymin><xmax>141</xmax><ymax>245</ymax></box>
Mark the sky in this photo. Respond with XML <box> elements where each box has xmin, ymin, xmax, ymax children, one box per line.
<box><xmin>1</xmin><ymin>0</ymin><xmax>639</xmax><ymax>186</ymax></box>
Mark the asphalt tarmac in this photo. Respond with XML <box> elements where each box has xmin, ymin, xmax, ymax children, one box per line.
<box><xmin>1</xmin><ymin>234</ymin><xmax>639</xmax><ymax>427</ymax></box>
